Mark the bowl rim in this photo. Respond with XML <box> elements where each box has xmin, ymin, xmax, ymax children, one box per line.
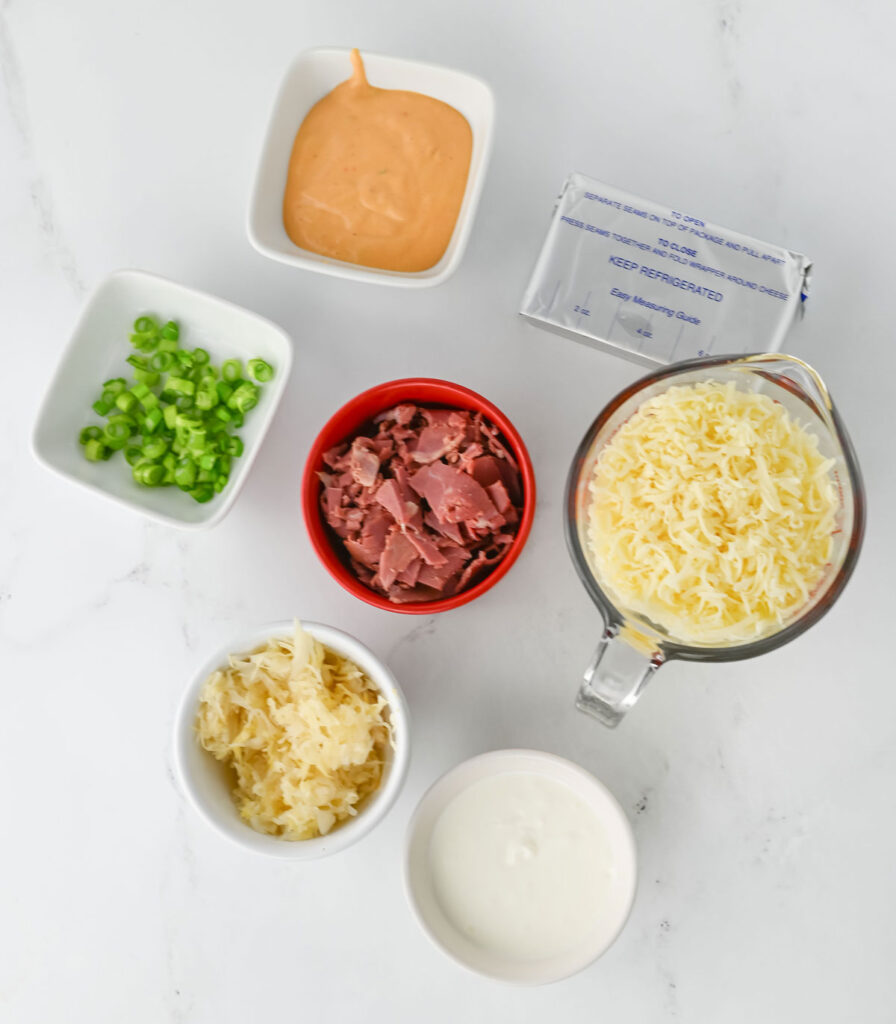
<box><xmin>30</xmin><ymin>267</ymin><xmax>293</xmax><ymax>530</ymax></box>
<box><xmin>402</xmin><ymin>749</ymin><xmax>638</xmax><ymax>985</ymax></box>
<box><xmin>246</xmin><ymin>46</ymin><xmax>496</xmax><ymax>288</ymax></box>
<box><xmin>171</xmin><ymin>618</ymin><xmax>411</xmax><ymax>859</ymax></box>
<box><xmin>300</xmin><ymin>377</ymin><xmax>536</xmax><ymax>614</ymax></box>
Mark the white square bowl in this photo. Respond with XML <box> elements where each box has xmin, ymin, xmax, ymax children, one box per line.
<box><xmin>247</xmin><ymin>47</ymin><xmax>495</xmax><ymax>288</ymax></box>
<box><xmin>32</xmin><ymin>269</ymin><xmax>293</xmax><ymax>529</ymax></box>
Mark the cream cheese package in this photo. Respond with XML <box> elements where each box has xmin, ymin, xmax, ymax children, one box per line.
<box><xmin>520</xmin><ymin>173</ymin><xmax>811</xmax><ymax>367</ymax></box>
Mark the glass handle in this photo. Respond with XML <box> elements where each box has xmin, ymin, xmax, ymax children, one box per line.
<box><xmin>740</xmin><ymin>353</ymin><xmax>835</xmax><ymax>431</ymax></box>
<box><xmin>576</xmin><ymin>626</ymin><xmax>664</xmax><ymax>728</ymax></box>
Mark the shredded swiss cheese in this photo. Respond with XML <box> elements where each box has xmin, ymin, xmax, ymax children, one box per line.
<box><xmin>587</xmin><ymin>381</ymin><xmax>837</xmax><ymax>644</ymax></box>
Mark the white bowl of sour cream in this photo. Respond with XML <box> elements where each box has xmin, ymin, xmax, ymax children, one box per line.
<box><xmin>404</xmin><ymin>750</ymin><xmax>637</xmax><ymax>984</ymax></box>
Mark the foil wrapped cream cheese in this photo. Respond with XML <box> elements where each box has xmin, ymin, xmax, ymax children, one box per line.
<box><xmin>520</xmin><ymin>173</ymin><xmax>811</xmax><ymax>367</ymax></box>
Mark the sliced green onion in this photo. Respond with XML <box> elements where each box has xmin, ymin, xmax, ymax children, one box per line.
<box><xmin>108</xmin><ymin>412</ymin><xmax>136</xmax><ymax>429</ymax></box>
<box><xmin>150</xmin><ymin>351</ymin><xmax>175</xmax><ymax>372</ymax></box>
<box><xmin>185</xmin><ymin>430</ymin><xmax>207</xmax><ymax>457</ymax></box>
<box><xmin>130</xmin><ymin>333</ymin><xmax>151</xmax><ymax>350</ymax></box>
<box><xmin>221</xmin><ymin>358</ymin><xmax>242</xmax><ymax>383</ymax></box>
<box><xmin>104</xmin><ymin>419</ymin><xmax>134</xmax><ymax>443</ymax></box>
<box><xmin>167</xmin><ymin>376</ymin><xmax>195</xmax><ymax>396</ymax></box>
<box><xmin>133</xmin><ymin>461</ymin><xmax>165</xmax><ymax>486</ymax></box>
<box><xmin>103</xmin><ymin>425</ymin><xmax>129</xmax><ymax>443</ymax></box>
<box><xmin>115</xmin><ymin>392</ymin><xmax>138</xmax><ymax>414</ymax></box>
<box><xmin>80</xmin><ymin>312</ymin><xmax>271</xmax><ymax>503</ymax></box>
<box><xmin>190</xmin><ymin>484</ymin><xmax>214</xmax><ymax>504</ymax></box>
<box><xmin>143</xmin><ymin>407</ymin><xmax>163</xmax><ymax>433</ymax></box>
<box><xmin>134</xmin><ymin>368</ymin><xmax>160</xmax><ymax>387</ymax></box>
<box><xmin>227</xmin><ymin>381</ymin><xmax>259</xmax><ymax>414</ymax></box>
<box><xmin>174</xmin><ymin>458</ymin><xmax>197</xmax><ymax>489</ymax></box>
<box><xmin>142</xmin><ymin>438</ymin><xmax>168</xmax><ymax>460</ymax></box>
<box><xmin>79</xmin><ymin>426</ymin><xmax>103</xmax><ymax>444</ymax></box>
<box><xmin>248</xmin><ymin>358</ymin><xmax>274</xmax><ymax>382</ymax></box>
<box><xmin>195</xmin><ymin>387</ymin><xmax>218</xmax><ymax>412</ymax></box>
<box><xmin>84</xmin><ymin>439</ymin><xmax>107</xmax><ymax>462</ymax></box>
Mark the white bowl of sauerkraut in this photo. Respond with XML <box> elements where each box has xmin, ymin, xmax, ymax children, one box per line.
<box><xmin>172</xmin><ymin>620</ymin><xmax>410</xmax><ymax>858</ymax></box>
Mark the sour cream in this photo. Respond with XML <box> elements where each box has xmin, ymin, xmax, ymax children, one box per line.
<box><xmin>428</xmin><ymin>771</ymin><xmax>616</xmax><ymax>962</ymax></box>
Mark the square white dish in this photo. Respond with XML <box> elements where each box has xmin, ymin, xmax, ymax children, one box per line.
<box><xmin>32</xmin><ymin>269</ymin><xmax>292</xmax><ymax>529</ymax></box>
<box><xmin>247</xmin><ymin>47</ymin><xmax>495</xmax><ymax>288</ymax></box>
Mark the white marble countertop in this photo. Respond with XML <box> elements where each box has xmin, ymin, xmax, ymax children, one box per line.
<box><xmin>3</xmin><ymin>1</ymin><xmax>895</xmax><ymax>1020</ymax></box>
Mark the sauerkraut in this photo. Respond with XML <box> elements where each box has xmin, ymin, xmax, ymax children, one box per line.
<box><xmin>195</xmin><ymin>622</ymin><xmax>391</xmax><ymax>840</ymax></box>
<box><xmin>587</xmin><ymin>381</ymin><xmax>837</xmax><ymax>644</ymax></box>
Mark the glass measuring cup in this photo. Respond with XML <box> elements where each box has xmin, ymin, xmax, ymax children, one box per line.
<box><xmin>564</xmin><ymin>353</ymin><xmax>866</xmax><ymax>727</ymax></box>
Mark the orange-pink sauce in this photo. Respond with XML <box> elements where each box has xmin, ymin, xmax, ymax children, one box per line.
<box><xmin>283</xmin><ymin>49</ymin><xmax>472</xmax><ymax>272</ymax></box>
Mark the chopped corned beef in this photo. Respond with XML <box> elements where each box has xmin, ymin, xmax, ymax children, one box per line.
<box><xmin>409</xmin><ymin>462</ymin><xmax>505</xmax><ymax>530</ymax></box>
<box><xmin>424</xmin><ymin>509</ymin><xmax>464</xmax><ymax>545</ymax></box>
<box><xmin>319</xmin><ymin>403</ymin><xmax>523</xmax><ymax>602</ymax></box>
<box><xmin>377</xmin><ymin>530</ymin><xmax>420</xmax><ymax>589</ymax></box>
<box><xmin>411</xmin><ymin>419</ymin><xmax>466</xmax><ymax>464</ymax></box>
<box><xmin>349</xmin><ymin>437</ymin><xmax>380</xmax><ymax>488</ymax></box>
<box><xmin>486</xmin><ymin>479</ymin><xmax>513</xmax><ymax>516</ymax></box>
<box><xmin>374</xmin><ymin>477</ymin><xmax>420</xmax><ymax>529</ymax></box>
<box><xmin>343</xmin><ymin>507</ymin><xmax>392</xmax><ymax>568</ymax></box>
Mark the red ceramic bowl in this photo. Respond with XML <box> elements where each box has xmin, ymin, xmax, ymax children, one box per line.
<box><xmin>302</xmin><ymin>378</ymin><xmax>536</xmax><ymax>614</ymax></box>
